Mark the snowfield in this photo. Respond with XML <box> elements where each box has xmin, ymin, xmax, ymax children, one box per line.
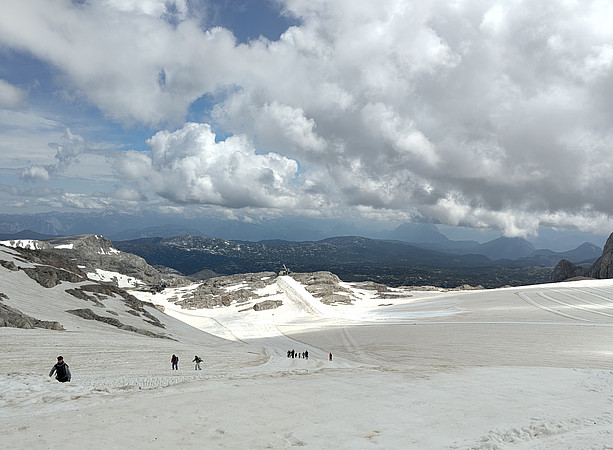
<box><xmin>2</xmin><ymin>249</ymin><xmax>613</xmax><ymax>448</ymax></box>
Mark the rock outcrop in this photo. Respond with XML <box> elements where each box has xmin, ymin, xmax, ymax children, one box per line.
<box><xmin>552</xmin><ymin>232</ymin><xmax>613</xmax><ymax>282</ymax></box>
<box><xmin>551</xmin><ymin>259</ymin><xmax>587</xmax><ymax>282</ymax></box>
<box><xmin>0</xmin><ymin>244</ymin><xmax>169</xmax><ymax>337</ymax></box>
<box><xmin>587</xmin><ymin>233</ymin><xmax>613</xmax><ymax>279</ymax></box>
<box><xmin>67</xmin><ymin>308</ymin><xmax>172</xmax><ymax>339</ymax></box>
<box><xmin>174</xmin><ymin>272</ymin><xmax>278</xmax><ymax>309</ymax></box>
<box><xmin>45</xmin><ymin>235</ymin><xmax>165</xmax><ymax>287</ymax></box>
<box><xmin>291</xmin><ymin>271</ymin><xmax>358</xmax><ymax>304</ymax></box>
<box><xmin>253</xmin><ymin>300</ymin><xmax>283</xmax><ymax>311</ymax></box>
<box><xmin>0</xmin><ymin>301</ymin><xmax>64</xmax><ymax>330</ymax></box>
<box><xmin>23</xmin><ymin>265</ymin><xmax>85</xmax><ymax>288</ymax></box>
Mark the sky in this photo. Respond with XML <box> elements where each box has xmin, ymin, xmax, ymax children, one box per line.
<box><xmin>1</xmin><ymin>0</ymin><xmax>613</xmax><ymax>239</ymax></box>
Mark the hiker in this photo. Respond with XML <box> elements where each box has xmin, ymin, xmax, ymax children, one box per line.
<box><xmin>171</xmin><ymin>354</ymin><xmax>179</xmax><ymax>370</ymax></box>
<box><xmin>49</xmin><ymin>356</ymin><xmax>71</xmax><ymax>382</ymax></box>
<box><xmin>192</xmin><ymin>355</ymin><xmax>202</xmax><ymax>370</ymax></box>
<box><xmin>329</xmin><ymin>352</ymin><xmax>332</xmax><ymax>361</ymax></box>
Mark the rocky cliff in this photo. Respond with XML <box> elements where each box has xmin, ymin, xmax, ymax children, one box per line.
<box><xmin>586</xmin><ymin>233</ymin><xmax>613</xmax><ymax>279</ymax></box>
<box><xmin>552</xmin><ymin>232</ymin><xmax>613</xmax><ymax>282</ymax></box>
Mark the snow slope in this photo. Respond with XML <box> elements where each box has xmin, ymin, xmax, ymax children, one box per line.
<box><xmin>1</xmin><ymin>244</ymin><xmax>613</xmax><ymax>448</ymax></box>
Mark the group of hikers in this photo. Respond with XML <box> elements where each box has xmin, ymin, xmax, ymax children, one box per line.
<box><xmin>171</xmin><ymin>354</ymin><xmax>203</xmax><ymax>370</ymax></box>
<box><xmin>48</xmin><ymin>349</ymin><xmax>333</xmax><ymax>383</ymax></box>
<box><xmin>287</xmin><ymin>349</ymin><xmax>308</xmax><ymax>359</ymax></box>
<box><xmin>286</xmin><ymin>350</ymin><xmax>333</xmax><ymax>360</ymax></box>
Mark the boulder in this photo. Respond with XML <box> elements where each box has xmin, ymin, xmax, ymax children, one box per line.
<box><xmin>253</xmin><ymin>300</ymin><xmax>283</xmax><ymax>311</ymax></box>
<box><xmin>551</xmin><ymin>259</ymin><xmax>587</xmax><ymax>282</ymax></box>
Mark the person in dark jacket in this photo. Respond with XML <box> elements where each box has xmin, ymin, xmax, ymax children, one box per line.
<box><xmin>49</xmin><ymin>356</ymin><xmax>71</xmax><ymax>382</ymax></box>
<box><xmin>171</xmin><ymin>354</ymin><xmax>179</xmax><ymax>370</ymax></box>
<box><xmin>192</xmin><ymin>355</ymin><xmax>202</xmax><ymax>370</ymax></box>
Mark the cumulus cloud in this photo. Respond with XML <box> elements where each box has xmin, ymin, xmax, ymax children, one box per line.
<box><xmin>3</xmin><ymin>0</ymin><xmax>613</xmax><ymax>235</ymax></box>
<box><xmin>118</xmin><ymin>122</ymin><xmax>301</xmax><ymax>208</ymax></box>
<box><xmin>19</xmin><ymin>165</ymin><xmax>50</xmax><ymax>182</ymax></box>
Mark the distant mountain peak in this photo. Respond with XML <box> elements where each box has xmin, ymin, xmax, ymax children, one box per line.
<box><xmin>384</xmin><ymin>222</ymin><xmax>450</xmax><ymax>244</ymax></box>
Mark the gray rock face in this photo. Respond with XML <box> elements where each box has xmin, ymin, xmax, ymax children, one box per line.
<box><xmin>0</xmin><ymin>302</ymin><xmax>64</xmax><ymax>330</ymax></box>
<box><xmin>551</xmin><ymin>232</ymin><xmax>613</xmax><ymax>282</ymax></box>
<box><xmin>67</xmin><ymin>308</ymin><xmax>172</xmax><ymax>339</ymax></box>
<box><xmin>551</xmin><ymin>259</ymin><xmax>587</xmax><ymax>282</ymax></box>
<box><xmin>253</xmin><ymin>300</ymin><xmax>283</xmax><ymax>311</ymax></box>
<box><xmin>44</xmin><ymin>234</ymin><xmax>169</xmax><ymax>287</ymax></box>
<box><xmin>291</xmin><ymin>271</ymin><xmax>357</xmax><ymax>304</ymax></box>
<box><xmin>175</xmin><ymin>272</ymin><xmax>277</xmax><ymax>309</ymax></box>
<box><xmin>587</xmin><ymin>233</ymin><xmax>613</xmax><ymax>279</ymax></box>
<box><xmin>0</xmin><ymin>245</ymin><xmax>166</xmax><ymax>335</ymax></box>
<box><xmin>23</xmin><ymin>266</ymin><xmax>85</xmax><ymax>288</ymax></box>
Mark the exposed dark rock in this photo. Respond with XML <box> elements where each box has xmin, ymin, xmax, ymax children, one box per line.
<box><xmin>22</xmin><ymin>266</ymin><xmax>84</xmax><ymax>288</ymax></box>
<box><xmin>552</xmin><ymin>232</ymin><xmax>613</xmax><ymax>282</ymax></box>
<box><xmin>65</xmin><ymin>288</ymin><xmax>105</xmax><ymax>307</ymax></box>
<box><xmin>0</xmin><ymin>303</ymin><xmax>64</xmax><ymax>330</ymax></box>
<box><xmin>66</xmin><ymin>308</ymin><xmax>172</xmax><ymax>339</ymax></box>
<box><xmin>253</xmin><ymin>300</ymin><xmax>282</xmax><ymax>311</ymax></box>
<box><xmin>10</xmin><ymin>245</ymin><xmax>86</xmax><ymax>273</ymax></box>
<box><xmin>587</xmin><ymin>233</ymin><xmax>613</xmax><ymax>279</ymax></box>
<box><xmin>551</xmin><ymin>259</ymin><xmax>587</xmax><ymax>282</ymax></box>
<box><xmin>44</xmin><ymin>234</ymin><xmax>167</xmax><ymax>287</ymax></box>
<box><xmin>75</xmin><ymin>284</ymin><xmax>165</xmax><ymax>328</ymax></box>
<box><xmin>0</xmin><ymin>260</ymin><xmax>18</xmax><ymax>271</ymax></box>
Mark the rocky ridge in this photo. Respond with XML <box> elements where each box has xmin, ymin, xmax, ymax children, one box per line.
<box><xmin>0</xmin><ymin>244</ymin><xmax>172</xmax><ymax>338</ymax></box>
<box><xmin>2</xmin><ymin>234</ymin><xmax>187</xmax><ymax>288</ymax></box>
<box><xmin>165</xmin><ymin>271</ymin><xmax>422</xmax><ymax>311</ymax></box>
<box><xmin>552</xmin><ymin>232</ymin><xmax>613</xmax><ymax>282</ymax></box>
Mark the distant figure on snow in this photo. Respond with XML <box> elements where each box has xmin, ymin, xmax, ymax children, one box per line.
<box><xmin>171</xmin><ymin>354</ymin><xmax>179</xmax><ymax>370</ymax></box>
<box><xmin>329</xmin><ymin>352</ymin><xmax>332</xmax><ymax>361</ymax></box>
<box><xmin>49</xmin><ymin>356</ymin><xmax>71</xmax><ymax>382</ymax></box>
<box><xmin>192</xmin><ymin>355</ymin><xmax>202</xmax><ymax>370</ymax></box>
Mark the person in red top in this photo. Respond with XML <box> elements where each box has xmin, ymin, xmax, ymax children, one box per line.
<box><xmin>171</xmin><ymin>354</ymin><xmax>179</xmax><ymax>370</ymax></box>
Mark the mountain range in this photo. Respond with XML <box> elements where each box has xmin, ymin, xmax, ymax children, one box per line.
<box><xmin>108</xmin><ymin>233</ymin><xmax>599</xmax><ymax>288</ymax></box>
<box><xmin>0</xmin><ymin>220</ymin><xmax>605</xmax><ymax>289</ymax></box>
<box><xmin>0</xmin><ymin>211</ymin><xmax>608</xmax><ymax>252</ymax></box>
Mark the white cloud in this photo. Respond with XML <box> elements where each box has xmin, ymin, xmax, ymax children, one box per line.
<box><xmin>3</xmin><ymin>0</ymin><xmax>613</xmax><ymax>236</ymax></box>
<box><xmin>119</xmin><ymin>123</ymin><xmax>301</xmax><ymax>208</ymax></box>
<box><xmin>19</xmin><ymin>165</ymin><xmax>50</xmax><ymax>182</ymax></box>
<box><xmin>0</xmin><ymin>79</ymin><xmax>26</xmax><ymax>108</ymax></box>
